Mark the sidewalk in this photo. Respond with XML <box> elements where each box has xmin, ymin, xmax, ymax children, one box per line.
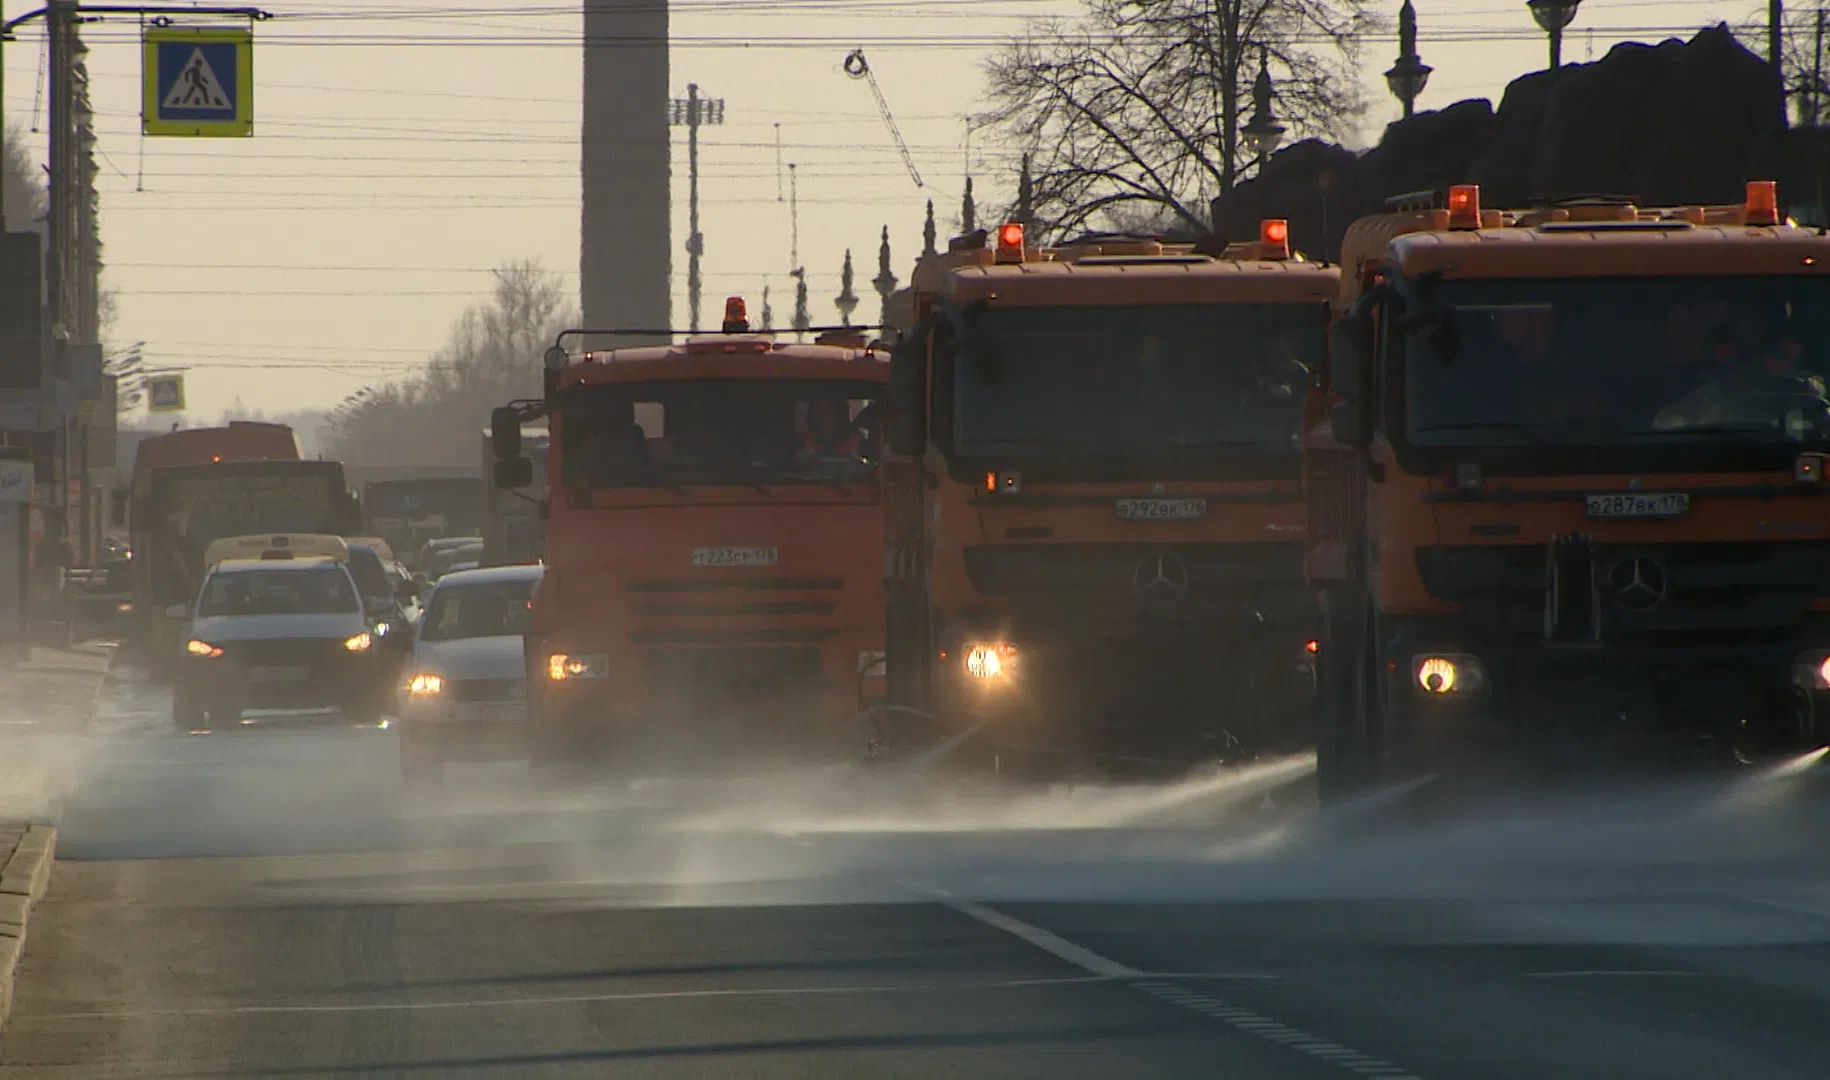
<box><xmin>0</xmin><ymin>642</ymin><xmax>114</xmax><ymax>730</ymax></box>
<box><xmin>0</xmin><ymin>645</ymin><xmax>99</xmax><ymax>1036</ymax></box>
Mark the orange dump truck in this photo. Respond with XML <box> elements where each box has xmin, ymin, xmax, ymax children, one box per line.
<box><xmin>1310</xmin><ymin>182</ymin><xmax>1830</xmax><ymax>794</ymax></box>
<box><xmin>879</xmin><ymin>222</ymin><xmax>1337</xmax><ymax>773</ymax></box>
<box><xmin>489</xmin><ymin>300</ymin><xmax>889</xmax><ymax>764</ymax></box>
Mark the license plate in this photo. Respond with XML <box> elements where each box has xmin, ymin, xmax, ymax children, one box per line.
<box><xmin>1584</xmin><ymin>492</ymin><xmax>1691</xmax><ymax>519</ymax></box>
<box><xmin>1115</xmin><ymin>497</ymin><xmax>1208</xmax><ymax>522</ymax></box>
<box><xmin>691</xmin><ymin>546</ymin><xmax>779</xmax><ymax>567</ymax></box>
<box><xmin>244</xmin><ymin>665</ymin><xmax>310</xmax><ymax>684</ymax></box>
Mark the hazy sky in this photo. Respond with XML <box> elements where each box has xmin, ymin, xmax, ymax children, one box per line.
<box><xmin>0</xmin><ymin>0</ymin><xmax>1763</xmax><ymax>420</ymax></box>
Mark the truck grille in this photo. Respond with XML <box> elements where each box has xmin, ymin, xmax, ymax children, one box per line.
<box><xmin>962</xmin><ymin>543</ymin><xmax>1308</xmax><ymax>626</ymax></box>
<box><xmin>646</xmin><ymin>646</ymin><xmax>824</xmax><ymax>704</ymax></box>
<box><xmin>1416</xmin><ymin>541</ymin><xmax>1830</xmax><ymax>641</ymax></box>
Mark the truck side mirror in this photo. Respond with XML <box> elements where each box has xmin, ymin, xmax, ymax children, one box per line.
<box><xmin>887</xmin><ymin>325</ymin><xmax>929</xmax><ymax>455</ymax></box>
<box><xmin>494</xmin><ymin>456</ymin><xmax>534</xmax><ymax>490</ymax></box>
<box><xmin>490</xmin><ymin>407</ymin><xmax>522</xmax><ymax>461</ymax></box>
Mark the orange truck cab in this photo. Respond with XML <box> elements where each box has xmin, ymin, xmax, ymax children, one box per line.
<box><xmin>1311</xmin><ymin>182</ymin><xmax>1830</xmax><ymax>794</ymax></box>
<box><xmin>880</xmin><ymin>222</ymin><xmax>1337</xmax><ymax>773</ymax></box>
<box><xmin>489</xmin><ymin>299</ymin><xmax>890</xmax><ymax>764</ymax></box>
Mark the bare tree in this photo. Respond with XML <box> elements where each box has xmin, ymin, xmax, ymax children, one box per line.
<box><xmin>980</xmin><ymin>0</ymin><xmax>1378</xmax><ymax>237</ymax></box>
<box><xmin>325</xmin><ymin>260</ymin><xmax>574</xmax><ymax>467</ymax></box>
<box><xmin>1</xmin><ymin>124</ymin><xmax>45</xmax><ymax>233</ymax></box>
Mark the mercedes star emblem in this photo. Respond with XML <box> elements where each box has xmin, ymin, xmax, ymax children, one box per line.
<box><xmin>1604</xmin><ymin>551</ymin><xmax>1669</xmax><ymax>612</ymax></box>
<box><xmin>1133</xmin><ymin>551</ymin><xmax>1191</xmax><ymax>608</ymax></box>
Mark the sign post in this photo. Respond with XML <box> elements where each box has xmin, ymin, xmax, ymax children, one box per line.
<box><xmin>143</xmin><ymin>26</ymin><xmax>254</xmax><ymax>138</ymax></box>
<box><xmin>0</xmin><ymin>451</ymin><xmax>34</xmax><ymax>662</ymax></box>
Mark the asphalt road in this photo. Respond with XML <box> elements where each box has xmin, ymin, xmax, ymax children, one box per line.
<box><xmin>3</xmin><ymin>669</ymin><xmax>1830</xmax><ymax>1077</ymax></box>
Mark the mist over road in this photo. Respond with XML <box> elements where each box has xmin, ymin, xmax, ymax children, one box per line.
<box><xmin>4</xmin><ymin>668</ymin><xmax>1830</xmax><ymax>1078</ymax></box>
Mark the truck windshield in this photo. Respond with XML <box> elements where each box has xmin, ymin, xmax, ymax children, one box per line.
<box><xmin>952</xmin><ymin>303</ymin><xmax>1315</xmax><ymax>456</ymax></box>
<box><xmin>1404</xmin><ymin>275</ymin><xmax>1830</xmax><ymax>447</ymax></box>
<box><xmin>197</xmin><ymin>566</ymin><xmax>359</xmax><ymax>618</ymax></box>
<box><xmin>559</xmin><ymin>378</ymin><xmax>883</xmax><ymax>489</ymax></box>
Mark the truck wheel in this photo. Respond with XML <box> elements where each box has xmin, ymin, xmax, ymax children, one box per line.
<box><xmin>1314</xmin><ymin>587</ymin><xmax>1375</xmax><ymax>802</ymax></box>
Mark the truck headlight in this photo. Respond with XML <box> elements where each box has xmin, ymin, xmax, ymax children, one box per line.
<box><xmin>965</xmin><ymin>642</ymin><xmax>1018</xmax><ymax>681</ymax></box>
<box><xmin>1412</xmin><ymin>653</ymin><xmax>1487</xmax><ymax>696</ymax></box>
<box><xmin>344</xmin><ymin>632</ymin><xmax>373</xmax><ymax>653</ymax></box>
<box><xmin>1791</xmin><ymin>652</ymin><xmax>1830</xmax><ymax>690</ymax></box>
<box><xmin>185</xmin><ymin>638</ymin><xmax>223</xmax><ymax>658</ymax></box>
<box><xmin>406</xmin><ymin>672</ymin><xmax>443</xmax><ymax>696</ymax></box>
<box><xmin>547</xmin><ymin>652</ymin><xmax>608</xmax><ymax>681</ymax></box>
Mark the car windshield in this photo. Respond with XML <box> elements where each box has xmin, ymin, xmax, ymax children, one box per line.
<box><xmin>419</xmin><ymin>579</ymin><xmax>534</xmax><ymax>640</ymax></box>
<box><xmin>1404</xmin><ymin>275</ymin><xmax>1830</xmax><ymax>446</ymax></box>
<box><xmin>559</xmin><ymin>378</ymin><xmax>883</xmax><ymax>489</ymax></box>
<box><xmin>952</xmin><ymin>303</ymin><xmax>1317</xmax><ymax>456</ymax></box>
<box><xmin>196</xmin><ymin>566</ymin><xmax>359</xmax><ymax>617</ymax></box>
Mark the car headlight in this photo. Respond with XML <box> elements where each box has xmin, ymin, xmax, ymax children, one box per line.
<box><xmin>546</xmin><ymin>652</ymin><xmax>608</xmax><ymax>681</ymax></box>
<box><xmin>116</xmin><ymin>601</ymin><xmax>133</xmax><ymax>614</ymax></box>
<box><xmin>964</xmin><ymin>642</ymin><xmax>1018</xmax><ymax>681</ymax></box>
<box><xmin>1412</xmin><ymin>653</ymin><xmax>1487</xmax><ymax>696</ymax></box>
<box><xmin>856</xmin><ymin>649</ymin><xmax>886</xmax><ymax>679</ymax></box>
<box><xmin>406</xmin><ymin>672</ymin><xmax>443</xmax><ymax>696</ymax></box>
<box><xmin>185</xmin><ymin>638</ymin><xmax>223</xmax><ymax>658</ymax></box>
<box><xmin>344</xmin><ymin>632</ymin><xmax>373</xmax><ymax>653</ymax></box>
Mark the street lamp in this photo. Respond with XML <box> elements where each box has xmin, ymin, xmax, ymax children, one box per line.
<box><xmin>1528</xmin><ymin>0</ymin><xmax>1583</xmax><ymax>70</ymax></box>
<box><xmin>1385</xmin><ymin>0</ymin><xmax>1432</xmax><ymax>118</ymax></box>
<box><xmin>1241</xmin><ymin>49</ymin><xmax>1286</xmax><ymax>164</ymax></box>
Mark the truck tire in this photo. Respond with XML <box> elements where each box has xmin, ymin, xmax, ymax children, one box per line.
<box><xmin>172</xmin><ymin>685</ymin><xmax>209</xmax><ymax>733</ymax></box>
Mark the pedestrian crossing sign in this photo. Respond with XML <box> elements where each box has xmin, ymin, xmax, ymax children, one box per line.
<box><xmin>147</xmin><ymin>375</ymin><xmax>185</xmax><ymax>413</ymax></box>
<box><xmin>143</xmin><ymin>26</ymin><xmax>253</xmax><ymax>138</ymax></box>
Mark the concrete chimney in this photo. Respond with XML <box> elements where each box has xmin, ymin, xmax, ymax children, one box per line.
<box><xmin>581</xmin><ymin>0</ymin><xmax>672</xmax><ymax>346</ymax></box>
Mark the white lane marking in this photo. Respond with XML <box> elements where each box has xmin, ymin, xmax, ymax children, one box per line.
<box><xmin>1529</xmin><ymin>981</ymin><xmax>1712</xmax><ymax>988</ymax></box>
<box><xmin>13</xmin><ymin>973</ymin><xmax>1130</xmax><ymax>1023</ymax></box>
<box><xmin>916</xmin><ymin>891</ymin><xmax>1428</xmax><ymax>1080</ymax></box>
<box><xmin>939</xmin><ymin>895</ymin><xmax>1142</xmax><ymax>978</ymax></box>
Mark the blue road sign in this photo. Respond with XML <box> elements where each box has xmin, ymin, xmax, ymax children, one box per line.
<box><xmin>143</xmin><ymin>27</ymin><xmax>253</xmax><ymax>137</ymax></box>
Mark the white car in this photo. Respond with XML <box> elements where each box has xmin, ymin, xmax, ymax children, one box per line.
<box><xmin>397</xmin><ymin>563</ymin><xmax>542</xmax><ymax>782</ymax></box>
<box><xmin>172</xmin><ymin>555</ymin><xmax>386</xmax><ymax>731</ymax></box>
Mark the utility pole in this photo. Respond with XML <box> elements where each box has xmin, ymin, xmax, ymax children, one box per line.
<box><xmin>1813</xmin><ymin>6</ymin><xmax>1824</xmax><ymax>127</ymax></box>
<box><xmin>46</xmin><ymin>0</ymin><xmax>76</xmax><ymax>563</ymax></box>
<box><xmin>669</xmin><ymin>83</ymin><xmax>724</xmax><ymax>332</ymax></box>
<box><xmin>1774</xmin><ymin>0</ymin><xmax>1788</xmax><ymax>115</ymax></box>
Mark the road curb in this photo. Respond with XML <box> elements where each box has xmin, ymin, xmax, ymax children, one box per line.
<box><xmin>0</xmin><ymin>824</ymin><xmax>58</xmax><ymax>1041</ymax></box>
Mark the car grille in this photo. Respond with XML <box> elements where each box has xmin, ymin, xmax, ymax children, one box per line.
<box><xmin>221</xmin><ymin>638</ymin><xmax>346</xmax><ymax>666</ymax></box>
<box><xmin>447</xmin><ymin>678</ymin><xmax>524</xmax><ymax>702</ymax></box>
<box><xmin>1415</xmin><ymin>541</ymin><xmax>1830</xmax><ymax>641</ymax></box>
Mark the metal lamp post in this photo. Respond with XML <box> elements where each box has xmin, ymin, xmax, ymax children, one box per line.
<box><xmin>1385</xmin><ymin>0</ymin><xmax>1433</xmax><ymax>118</ymax></box>
<box><xmin>1528</xmin><ymin>0</ymin><xmax>1583</xmax><ymax>70</ymax></box>
<box><xmin>1240</xmin><ymin>49</ymin><xmax>1286</xmax><ymax>167</ymax></box>
<box><xmin>669</xmin><ymin>84</ymin><xmax>725</xmax><ymax>331</ymax></box>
